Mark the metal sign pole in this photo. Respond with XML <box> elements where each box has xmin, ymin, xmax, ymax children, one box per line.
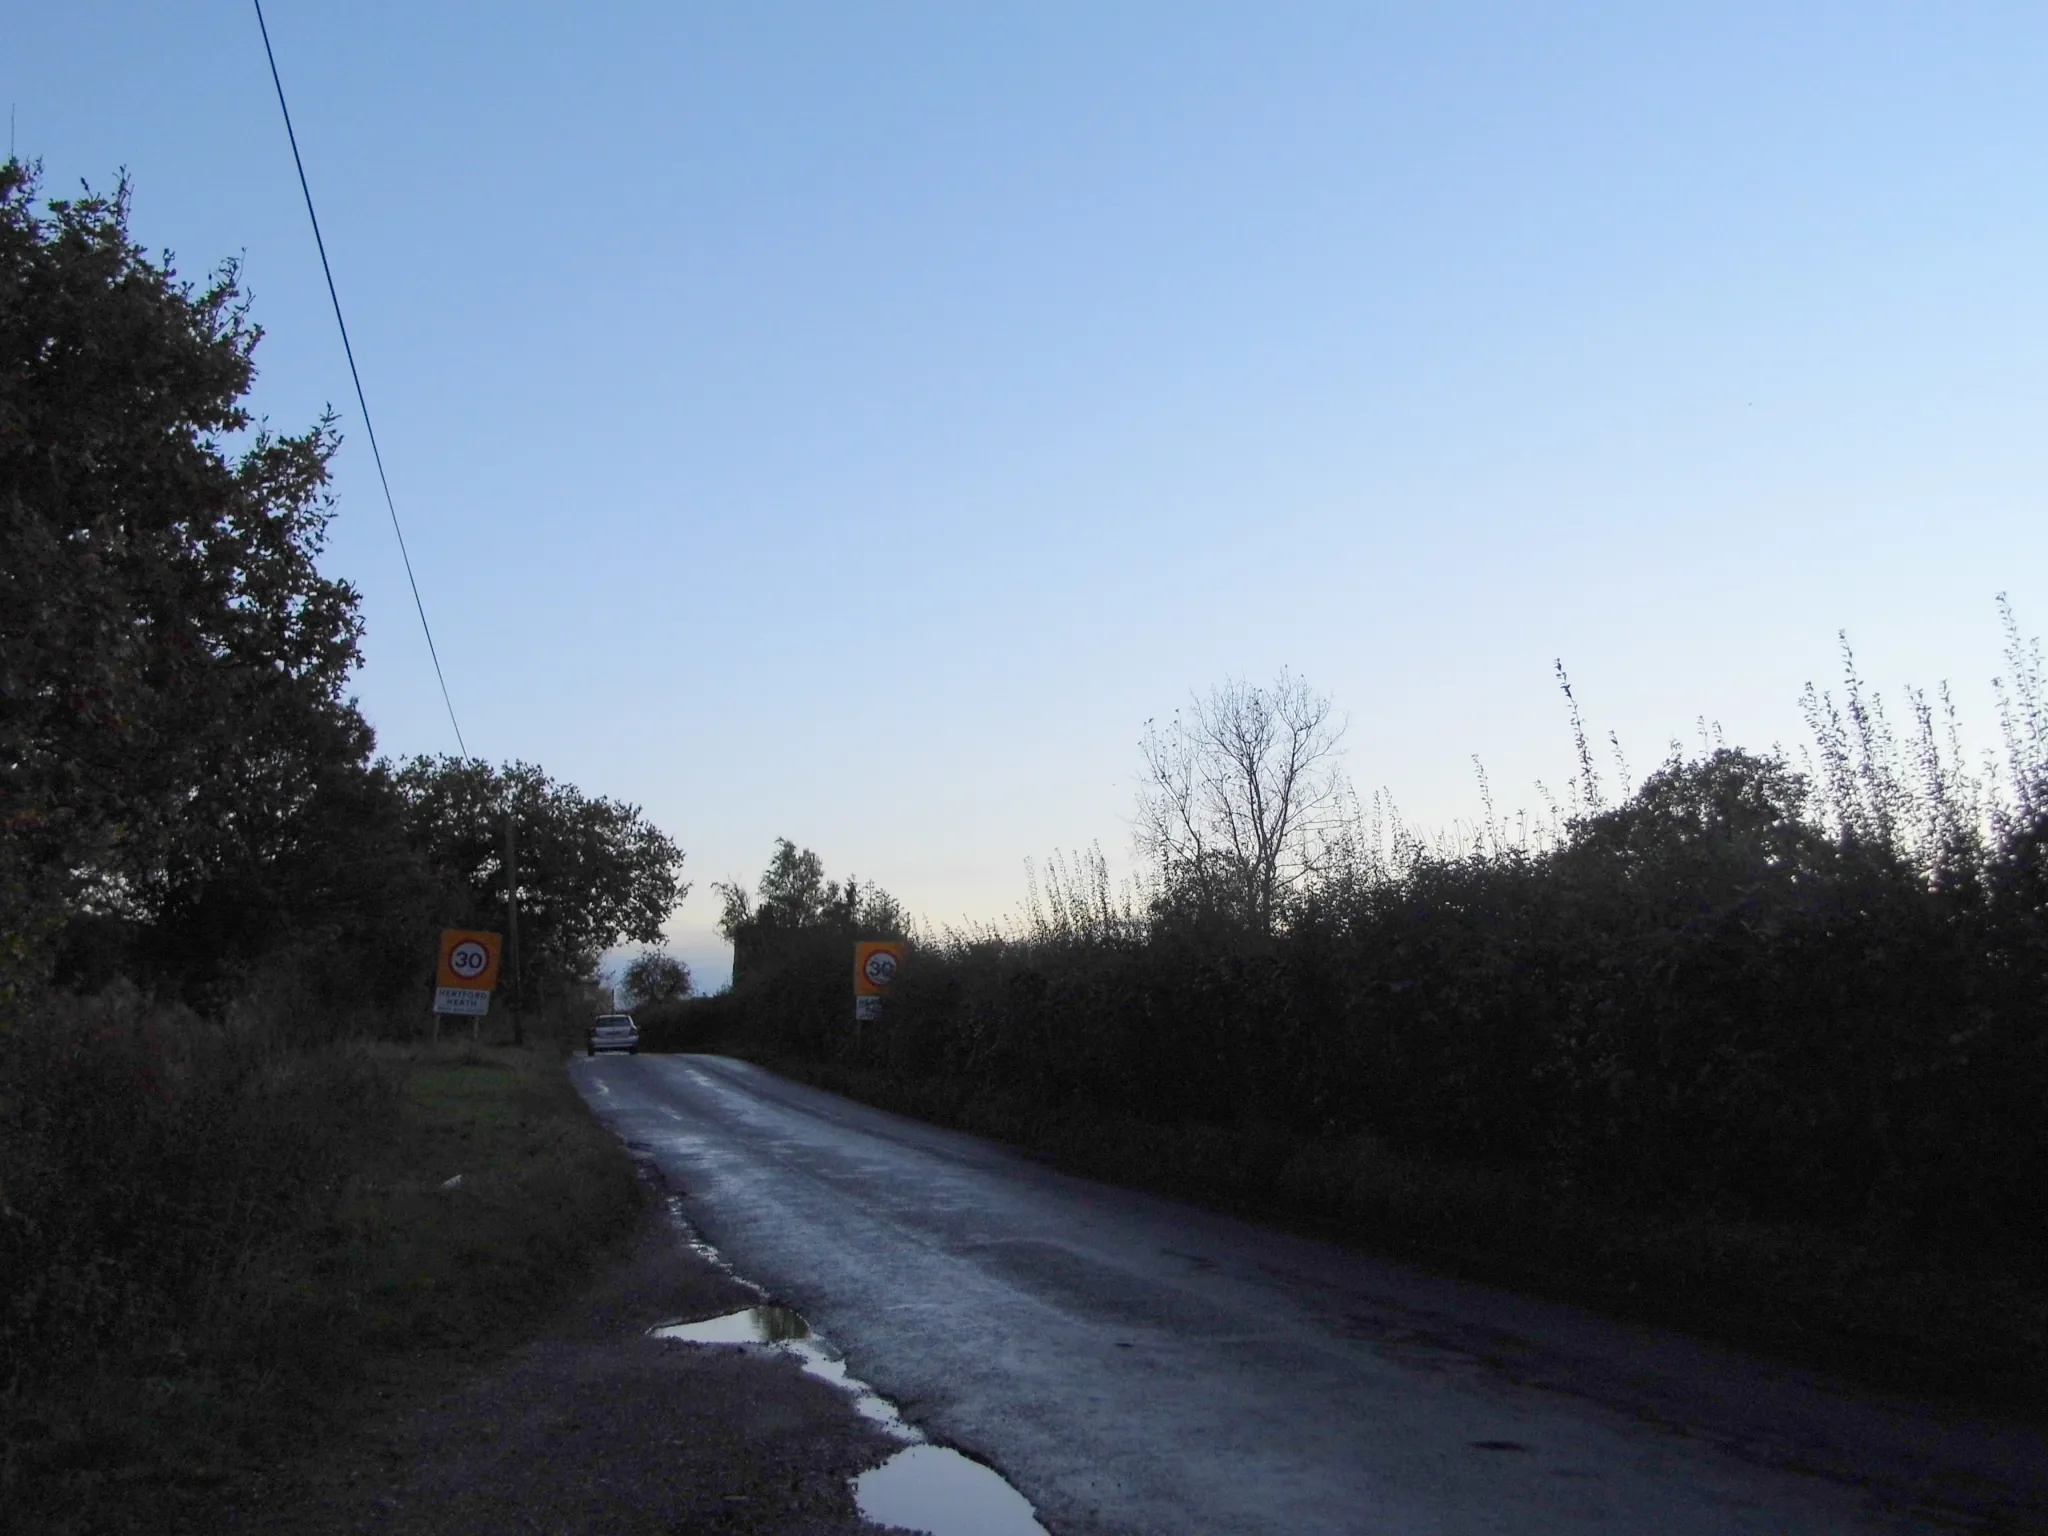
<box><xmin>505</xmin><ymin>807</ymin><xmax>522</xmax><ymax>1048</ymax></box>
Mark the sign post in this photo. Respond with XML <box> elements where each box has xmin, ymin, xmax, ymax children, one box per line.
<box><xmin>434</xmin><ymin>929</ymin><xmax>504</xmax><ymax>1042</ymax></box>
<box><xmin>852</xmin><ymin>940</ymin><xmax>904</xmax><ymax>1051</ymax></box>
<box><xmin>504</xmin><ymin>809</ymin><xmax>522</xmax><ymax>1048</ymax></box>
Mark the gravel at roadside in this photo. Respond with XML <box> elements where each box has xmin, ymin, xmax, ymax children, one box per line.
<box><xmin>219</xmin><ymin>1173</ymin><xmax>910</xmax><ymax>1536</ymax></box>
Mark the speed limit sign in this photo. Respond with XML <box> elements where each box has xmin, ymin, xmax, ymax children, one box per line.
<box><xmin>853</xmin><ymin>941</ymin><xmax>904</xmax><ymax>997</ymax></box>
<box><xmin>435</xmin><ymin>929</ymin><xmax>503</xmax><ymax>1014</ymax></box>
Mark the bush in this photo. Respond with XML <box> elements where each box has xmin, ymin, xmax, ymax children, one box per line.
<box><xmin>709</xmin><ymin>744</ymin><xmax>2048</xmax><ymax>1273</ymax></box>
<box><xmin>0</xmin><ymin>985</ymin><xmax>394</xmax><ymax>1395</ymax></box>
<box><xmin>1</xmin><ymin>1008</ymin><xmax>644</xmax><ymax>1531</ymax></box>
<box><xmin>668</xmin><ymin>643</ymin><xmax>2048</xmax><ymax>1398</ymax></box>
<box><xmin>629</xmin><ymin>996</ymin><xmax>695</xmax><ymax>1052</ymax></box>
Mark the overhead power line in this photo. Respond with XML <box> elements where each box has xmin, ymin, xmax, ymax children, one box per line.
<box><xmin>252</xmin><ymin>0</ymin><xmax>470</xmax><ymax>760</ymax></box>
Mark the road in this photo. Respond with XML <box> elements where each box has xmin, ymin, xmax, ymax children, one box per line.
<box><xmin>571</xmin><ymin>1054</ymin><xmax>2045</xmax><ymax>1535</ymax></box>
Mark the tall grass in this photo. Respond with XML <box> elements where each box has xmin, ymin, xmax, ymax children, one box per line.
<box><xmin>1</xmin><ymin>996</ymin><xmax>643</xmax><ymax>1530</ymax></box>
<box><xmin>0</xmin><ymin>986</ymin><xmax>393</xmax><ymax>1396</ymax></box>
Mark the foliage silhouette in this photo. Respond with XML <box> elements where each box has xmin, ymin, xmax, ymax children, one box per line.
<box><xmin>622</xmin><ymin>949</ymin><xmax>691</xmax><ymax>1006</ymax></box>
<box><xmin>710</xmin><ymin>645</ymin><xmax>2048</xmax><ymax>1338</ymax></box>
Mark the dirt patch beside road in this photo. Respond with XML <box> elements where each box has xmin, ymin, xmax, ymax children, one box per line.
<box><xmin>221</xmin><ymin>1184</ymin><xmax>908</xmax><ymax>1535</ymax></box>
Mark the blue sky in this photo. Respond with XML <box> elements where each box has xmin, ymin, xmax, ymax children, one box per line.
<box><xmin>10</xmin><ymin>3</ymin><xmax>2046</xmax><ymax>987</ymax></box>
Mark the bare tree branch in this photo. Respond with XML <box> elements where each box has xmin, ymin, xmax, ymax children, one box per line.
<box><xmin>1136</xmin><ymin>671</ymin><xmax>1349</xmax><ymax>932</ymax></box>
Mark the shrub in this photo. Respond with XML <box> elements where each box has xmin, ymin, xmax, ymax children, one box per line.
<box><xmin>0</xmin><ymin>985</ymin><xmax>394</xmax><ymax>1394</ymax></box>
<box><xmin>711</xmin><ymin>736</ymin><xmax>2048</xmax><ymax>1271</ymax></box>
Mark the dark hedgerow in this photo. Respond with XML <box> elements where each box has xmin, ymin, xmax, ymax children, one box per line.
<box><xmin>688</xmin><ymin>634</ymin><xmax>2048</xmax><ymax>1402</ymax></box>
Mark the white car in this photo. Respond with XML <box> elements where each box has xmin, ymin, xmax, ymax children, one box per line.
<box><xmin>586</xmin><ymin>1013</ymin><xmax>639</xmax><ymax>1056</ymax></box>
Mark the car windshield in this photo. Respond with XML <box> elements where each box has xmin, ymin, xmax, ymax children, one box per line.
<box><xmin>594</xmin><ymin>1017</ymin><xmax>633</xmax><ymax>1028</ymax></box>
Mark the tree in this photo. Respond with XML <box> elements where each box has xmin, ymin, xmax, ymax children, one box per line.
<box><xmin>395</xmin><ymin>757</ymin><xmax>688</xmax><ymax>1000</ymax></box>
<box><xmin>1</xmin><ymin>159</ymin><xmax>376</xmax><ymax>999</ymax></box>
<box><xmin>621</xmin><ymin>949</ymin><xmax>691</xmax><ymax>1006</ymax></box>
<box><xmin>1137</xmin><ymin>671</ymin><xmax>1350</xmax><ymax>934</ymax></box>
<box><xmin>758</xmin><ymin>838</ymin><xmax>830</xmax><ymax>926</ymax></box>
<box><xmin>712</xmin><ymin>839</ymin><xmax>833</xmax><ymax>944</ymax></box>
<box><xmin>715</xmin><ymin>839</ymin><xmax>908</xmax><ymax>983</ymax></box>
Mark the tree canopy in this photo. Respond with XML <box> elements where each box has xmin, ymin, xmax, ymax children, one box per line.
<box><xmin>621</xmin><ymin>949</ymin><xmax>691</xmax><ymax>1007</ymax></box>
<box><xmin>715</xmin><ymin>839</ymin><xmax>908</xmax><ymax>983</ymax></box>
<box><xmin>1</xmin><ymin>159</ymin><xmax>373</xmax><ymax>999</ymax></box>
<box><xmin>397</xmin><ymin>757</ymin><xmax>688</xmax><ymax>1002</ymax></box>
<box><xmin>1</xmin><ymin>158</ymin><xmax>689</xmax><ymax>1020</ymax></box>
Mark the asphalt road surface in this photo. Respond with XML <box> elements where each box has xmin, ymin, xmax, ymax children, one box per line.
<box><xmin>572</xmin><ymin>1054</ymin><xmax>2045</xmax><ymax>1535</ymax></box>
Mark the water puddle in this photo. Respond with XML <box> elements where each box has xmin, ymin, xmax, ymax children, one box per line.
<box><xmin>854</xmin><ymin>1443</ymin><xmax>1048</xmax><ymax>1536</ymax></box>
<box><xmin>650</xmin><ymin>1227</ymin><xmax>1047</xmax><ymax>1535</ymax></box>
<box><xmin>652</xmin><ymin>1305</ymin><xmax>811</xmax><ymax>1345</ymax></box>
<box><xmin>652</xmin><ymin>1304</ymin><xmax>926</xmax><ymax>1441</ymax></box>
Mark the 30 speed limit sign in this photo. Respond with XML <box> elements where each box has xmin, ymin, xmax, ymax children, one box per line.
<box><xmin>853</xmin><ymin>941</ymin><xmax>904</xmax><ymax>998</ymax></box>
<box><xmin>435</xmin><ymin>929</ymin><xmax>503</xmax><ymax>1015</ymax></box>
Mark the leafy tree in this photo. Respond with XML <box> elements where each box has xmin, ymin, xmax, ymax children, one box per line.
<box><xmin>715</xmin><ymin>839</ymin><xmax>908</xmax><ymax>983</ymax></box>
<box><xmin>759</xmin><ymin>838</ymin><xmax>830</xmax><ymax>925</ymax></box>
<box><xmin>1</xmin><ymin>159</ymin><xmax>378</xmax><ymax>1001</ymax></box>
<box><xmin>713</xmin><ymin>838</ymin><xmax>824</xmax><ymax>942</ymax></box>
<box><xmin>621</xmin><ymin>949</ymin><xmax>690</xmax><ymax>1006</ymax></box>
<box><xmin>396</xmin><ymin>757</ymin><xmax>688</xmax><ymax>1001</ymax></box>
<box><xmin>843</xmin><ymin>876</ymin><xmax>912</xmax><ymax>940</ymax></box>
<box><xmin>1564</xmin><ymin>747</ymin><xmax>1829</xmax><ymax>883</ymax></box>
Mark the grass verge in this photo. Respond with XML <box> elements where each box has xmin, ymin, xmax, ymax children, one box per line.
<box><xmin>6</xmin><ymin>1042</ymin><xmax>643</xmax><ymax>1536</ymax></box>
<box><xmin>722</xmin><ymin>1046</ymin><xmax>2048</xmax><ymax>1417</ymax></box>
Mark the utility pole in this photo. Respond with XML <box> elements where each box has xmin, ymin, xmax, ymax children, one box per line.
<box><xmin>505</xmin><ymin>804</ymin><xmax>523</xmax><ymax>1047</ymax></box>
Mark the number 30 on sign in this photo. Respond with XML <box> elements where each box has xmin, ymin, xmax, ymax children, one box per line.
<box><xmin>435</xmin><ymin>929</ymin><xmax>503</xmax><ymax>1015</ymax></box>
<box><xmin>852</xmin><ymin>941</ymin><xmax>904</xmax><ymax>1023</ymax></box>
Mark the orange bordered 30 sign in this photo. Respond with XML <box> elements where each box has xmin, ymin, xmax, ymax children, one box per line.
<box><xmin>435</xmin><ymin>929</ymin><xmax>503</xmax><ymax>1016</ymax></box>
<box><xmin>852</xmin><ymin>940</ymin><xmax>904</xmax><ymax>1022</ymax></box>
<box><xmin>853</xmin><ymin>941</ymin><xmax>903</xmax><ymax>996</ymax></box>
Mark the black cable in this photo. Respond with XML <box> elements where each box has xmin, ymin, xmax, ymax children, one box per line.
<box><xmin>252</xmin><ymin>0</ymin><xmax>470</xmax><ymax>760</ymax></box>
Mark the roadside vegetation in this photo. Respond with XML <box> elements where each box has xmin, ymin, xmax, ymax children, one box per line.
<box><xmin>1</xmin><ymin>158</ymin><xmax>676</xmax><ymax>1526</ymax></box>
<box><xmin>3</xmin><ymin>1024</ymin><xmax>641</xmax><ymax>1534</ymax></box>
<box><xmin>686</xmin><ymin>642</ymin><xmax>2048</xmax><ymax>1409</ymax></box>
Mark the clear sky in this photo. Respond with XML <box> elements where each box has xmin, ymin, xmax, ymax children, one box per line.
<box><xmin>10</xmin><ymin>3</ymin><xmax>2046</xmax><ymax>989</ymax></box>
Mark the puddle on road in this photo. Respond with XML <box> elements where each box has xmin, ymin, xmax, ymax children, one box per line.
<box><xmin>854</xmin><ymin>1444</ymin><xmax>1047</xmax><ymax>1536</ymax></box>
<box><xmin>847</xmin><ymin>1449</ymin><xmax>1048</xmax><ymax>1531</ymax></box>
<box><xmin>652</xmin><ymin>1297</ymin><xmax>1047</xmax><ymax>1535</ymax></box>
<box><xmin>652</xmin><ymin>1304</ymin><xmax>811</xmax><ymax>1345</ymax></box>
